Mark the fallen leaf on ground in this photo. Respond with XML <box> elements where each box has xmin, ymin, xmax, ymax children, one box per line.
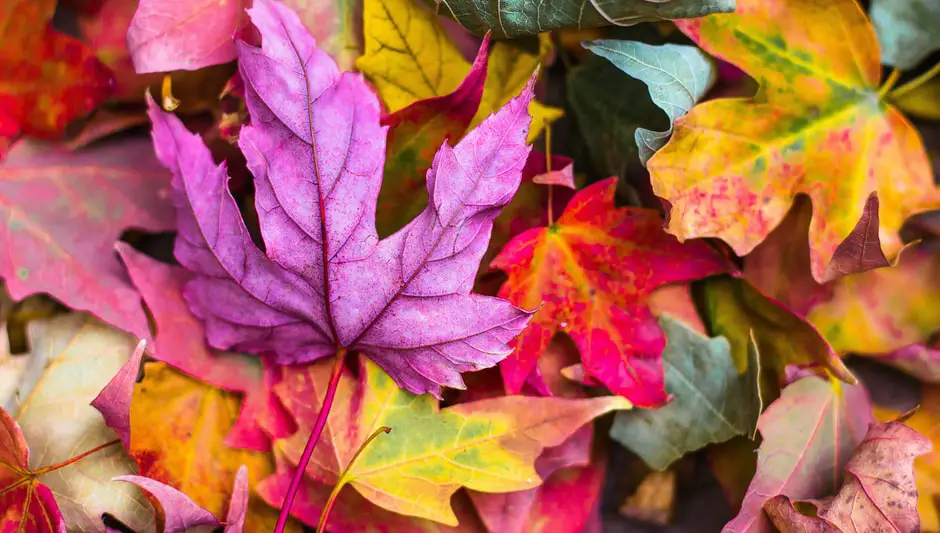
<box><xmin>620</xmin><ymin>470</ymin><xmax>676</xmax><ymax>526</ymax></box>
<box><xmin>765</xmin><ymin>421</ymin><xmax>931</xmax><ymax>532</ymax></box>
<box><xmin>610</xmin><ymin>315</ymin><xmax>761</xmax><ymax>470</ymax></box>
<box><xmin>648</xmin><ymin>0</ymin><xmax>937</xmax><ymax>283</ymax></box>
<box><xmin>151</xmin><ymin>0</ymin><xmax>535</xmax><ymax>396</ymax></box>
<box><xmin>267</xmin><ymin>354</ymin><xmax>630</xmax><ymax>525</ymax></box>
<box><xmin>0</xmin><ymin>139</ymin><xmax>174</xmax><ymax>338</ymax></box>
<box><xmin>11</xmin><ymin>313</ymin><xmax>153</xmax><ymax>532</ymax></box>
<box><xmin>129</xmin><ymin>362</ymin><xmax>293</xmax><ymax>532</ymax></box>
<box><xmin>493</xmin><ymin>178</ymin><xmax>732</xmax><ymax>406</ymax></box>
<box><xmin>723</xmin><ymin>376</ymin><xmax>872</xmax><ymax>533</ymax></box>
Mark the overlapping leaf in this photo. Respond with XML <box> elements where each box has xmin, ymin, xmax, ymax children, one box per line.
<box><xmin>150</xmin><ymin>0</ymin><xmax>535</xmax><ymax>396</ymax></box>
<box><xmin>266</xmin><ymin>355</ymin><xmax>630</xmax><ymax>525</ymax></box>
<box><xmin>723</xmin><ymin>376</ymin><xmax>872</xmax><ymax>533</ymax></box>
<box><xmin>129</xmin><ymin>362</ymin><xmax>294</xmax><ymax>532</ymax></box>
<box><xmin>9</xmin><ymin>314</ymin><xmax>153</xmax><ymax>532</ymax></box>
<box><xmin>0</xmin><ymin>0</ymin><xmax>113</xmax><ymax>148</ymax></box>
<box><xmin>493</xmin><ymin>178</ymin><xmax>732</xmax><ymax>406</ymax></box>
<box><xmin>356</xmin><ymin>0</ymin><xmax>560</xmax><ymax>142</ymax></box>
<box><xmin>128</xmin><ymin>0</ymin><xmax>359</xmax><ymax>72</ymax></box>
<box><xmin>0</xmin><ymin>406</ymin><xmax>64</xmax><ymax>532</ymax></box>
<box><xmin>584</xmin><ymin>40</ymin><xmax>716</xmax><ymax>166</ymax></box>
<box><xmin>610</xmin><ymin>315</ymin><xmax>761</xmax><ymax>470</ymax></box>
<box><xmin>648</xmin><ymin>0</ymin><xmax>938</xmax><ymax>283</ymax></box>
<box><xmin>870</xmin><ymin>0</ymin><xmax>940</xmax><ymax>69</ymax></box>
<box><xmin>0</xmin><ymin>140</ymin><xmax>174</xmax><ymax>338</ymax></box>
<box><xmin>428</xmin><ymin>0</ymin><xmax>734</xmax><ymax>38</ymax></box>
<box><xmin>765</xmin><ymin>421</ymin><xmax>930</xmax><ymax>533</ymax></box>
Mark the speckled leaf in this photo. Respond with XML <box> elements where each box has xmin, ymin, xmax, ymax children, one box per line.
<box><xmin>493</xmin><ymin>178</ymin><xmax>732</xmax><ymax>406</ymax></box>
<box><xmin>649</xmin><ymin>0</ymin><xmax>938</xmax><ymax>283</ymax></box>
<box><xmin>129</xmin><ymin>362</ymin><xmax>295</xmax><ymax>533</ymax></box>
<box><xmin>12</xmin><ymin>314</ymin><xmax>153</xmax><ymax>532</ymax></box>
<box><xmin>0</xmin><ymin>140</ymin><xmax>174</xmax><ymax>338</ymax></box>
<box><xmin>150</xmin><ymin>0</ymin><xmax>536</xmax><ymax>396</ymax></box>
<box><xmin>694</xmin><ymin>275</ymin><xmax>854</xmax><ymax>384</ymax></box>
<box><xmin>765</xmin><ymin>422</ymin><xmax>930</xmax><ymax>533</ymax></box>
<box><xmin>723</xmin><ymin>376</ymin><xmax>873</xmax><ymax>533</ymax></box>
<box><xmin>584</xmin><ymin>40</ymin><xmax>715</xmax><ymax>165</ymax></box>
<box><xmin>267</xmin><ymin>355</ymin><xmax>631</xmax><ymax>525</ymax></box>
<box><xmin>0</xmin><ymin>0</ymin><xmax>113</xmax><ymax>144</ymax></box>
<box><xmin>610</xmin><ymin>315</ymin><xmax>761</xmax><ymax>471</ymax></box>
<box><xmin>428</xmin><ymin>0</ymin><xmax>734</xmax><ymax>38</ymax></box>
<box><xmin>871</xmin><ymin>0</ymin><xmax>940</xmax><ymax>69</ymax></box>
<box><xmin>807</xmin><ymin>245</ymin><xmax>940</xmax><ymax>355</ymax></box>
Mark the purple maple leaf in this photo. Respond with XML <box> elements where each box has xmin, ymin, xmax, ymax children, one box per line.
<box><xmin>148</xmin><ymin>0</ymin><xmax>535</xmax><ymax>396</ymax></box>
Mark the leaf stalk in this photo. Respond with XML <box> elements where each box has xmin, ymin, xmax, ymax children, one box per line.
<box><xmin>317</xmin><ymin>426</ymin><xmax>392</xmax><ymax>531</ymax></box>
<box><xmin>274</xmin><ymin>347</ymin><xmax>348</xmax><ymax>532</ymax></box>
<box><xmin>889</xmin><ymin>61</ymin><xmax>940</xmax><ymax>100</ymax></box>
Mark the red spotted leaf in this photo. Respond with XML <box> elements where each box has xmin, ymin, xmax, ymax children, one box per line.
<box><xmin>492</xmin><ymin>178</ymin><xmax>732</xmax><ymax>406</ymax></box>
<box><xmin>149</xmin><ymin>0</ymin><xmax>535</xmax><ymax>397</ymax></box>
<box><xmin>0</xmin><ymin>0</ymin><xmax>113</xmax><ymax>146</ymax></box>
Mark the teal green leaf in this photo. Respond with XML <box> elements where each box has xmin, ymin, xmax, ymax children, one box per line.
<box><xmin>610</xmin><ymin>315</ymin><xmax>762</xmax><ymax>471</ymax></box>
<box><xmin>429</xmin><ymin>0</ymin><xmax>734</xmax><ymax>39</ymax></box>
<box><xmin>584</xmin><ymin>40</ymin><xmax>716</xmax><ymax>165</ymax></box>
<box><xmin>870</xmin><ymin>0</ymin><xmax>940</xmax><ymax>69</ymax></box>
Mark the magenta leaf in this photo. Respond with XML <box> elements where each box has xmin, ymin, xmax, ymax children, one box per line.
<box><xmin>90</xmin><ymin>339</ymin><xmax>146</xmax><ymax>449</ymax></box>
<box><xmin>148</xmin><ymin>0</ymin><xmax>535</xmax><ymax>397</ymax></box>
<box><xmin>114</xmin><ymin>475</ymin><xmax>220</xmax><ymax>533</ymax></box>
<box><xmin>224</xmin><ymin>465</ymin><xmax>249</xmax><ymax>533</ymax></box>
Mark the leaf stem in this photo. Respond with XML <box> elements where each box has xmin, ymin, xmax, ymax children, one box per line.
<box><xmin>878</xmin><ymin>69</ymin><xmax>902</xmax><ymax>98</ymax></box>
<box><xmin>32</xmin><ymin>439</ymin><xmax>121</xmax><ymax>476</ymax></box>
<box><xmin>545</xmin><ymin>121</ymin><xmax>554</xmax><ymax>226</ymax></box>
<box><xmin>274</xmin><ymin>347</ymin><xmax>348</xmax><ymax>532</ymax></box>
<box><xmin>317</xmin><ymin>426</ymin><xmax>391</xmax><ymax>531</ymax></box>
<box><xmin>889</xmin><ymin>61</ymin><xmax>940</xmax><ymax>100</ymax></box>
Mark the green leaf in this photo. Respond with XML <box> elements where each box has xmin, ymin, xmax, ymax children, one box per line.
<box><xmin>609</xmin><ymin>315</ymin><xmax>761</xmax><ymax>470</ymax></box>
<box><xmin>584</xmin><ymin>40</ymin><xmax>716</xmax><ymax>165</ymax></box>
<box><xmin>870</xmin><ymin>0</ymin><xmax>940</xmax><ymax>69</ymax></box>
<box><xmin>430</xmin><ymin>0</ymin><xmax>734</xmax><ymax>39</ymax></box>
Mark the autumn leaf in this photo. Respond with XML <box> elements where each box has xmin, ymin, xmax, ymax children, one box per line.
<box><xmin>765</xmin><ymin>421</ymin><xmax>931</xmax><ymax>533</ymax></box>
<box><xmin>723</xmin><ymin>376</ymin><xmax>873</xmax><ymax>533</ymax></box>
<box><xmin>266</xmin><ymin>354</ymin><xmax>629</xmax><ymax>524</ymax></box>
<box><xmin>356</xmin><ymin>0</ymin><xmax>559</xmax><ymax>141</ymax></box>
<box><xmin>807</xmin><ymin>245</ymin><xmax>940</xmax><ymax>355</ymax></box>
<box><xmin>118</xmin><ymin>243</ymin><xmax>295</xmax><ymax>450</ymax></box>
<box><xmin>583</xmin><ymin>40</ymin><xmax>716</xmax><ymax>166</ymax></box>
<box><xmin>493</xmin><ymin>178</ymin><xmax>731</xmax><ymax>406</ymax></box>
<box><xmin>150</xmin><ymin>0</ymin><xmax>535</xmax><ymax>396</ymax></box>
<box><xmin>6</xmin><ymin>313</ymin><xmax>153</xmax><ymax>532</ymax></box>
<box><xmin>377</xmin><ymin>35</ymin><xmax>489</xmax><ymax>237</ymax></box>
<box><xmin>870</xmin><ymin>0</ymin><xmax>940</xmax><ymax>69</ymax></box>
<box><xmin>128</xmin><ymin>0</ymin><xmax>359</xmax><ymax>73</ymax></box>
<box><xmin>0</xmin><ymin>406</ymin><xmax>65</xmax><ymax>532</ymax></box>
<box><xmin>694</xmin><ymin>275</ymin><xmax>854</xmax><ymax>384</ymax></box>
<box><xmin>610</xmin><ymin>315</ymin><xmax>762</xmax><ymax>470</ymax></box>
<box><xmin>129</xmin><ymin>361</ymin><xmax>295</xmax><ymax>532</ymax></box>
<box><xmin>0</xmin><ymin>0</ymin><xmax>113</xmax><ymax>146</ymax></box>
<box><xmin>428</xmin><ymin>0</ymin><xmax>733</xmax><ymax>38</ymax></box>
<box><xmin>648</xmin><ymin>0</ymin><xmax>938</xmax><ymax>283</ymax></box>
<box><xmin>0</xmin><ymin>140</ymin><xmax>174</xmax><ymax>339</ymax></box>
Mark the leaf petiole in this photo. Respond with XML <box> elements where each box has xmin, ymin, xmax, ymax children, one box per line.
<box><xmin>274</xmin><ymin>347</ymin><xmax>348</xmax><ymax>532</ymax></box>
<box><xmin>889</xmin><ymin>61</ymin><xmax>940</xmax><ymax>100</ymax></box>
<box><xmin>318</xmin><ymin>426</ymin><xmax>392</xmax><ymax>531</ymax></box>
<box><xmin>877</xmin><ymin>68</ymin><xmax>902</xmax><ymax>98</ymax></box>
<box><xmin>545</xmin><ymin>121</ymin><xmax>554</xmax><ymax>226</ymax></box>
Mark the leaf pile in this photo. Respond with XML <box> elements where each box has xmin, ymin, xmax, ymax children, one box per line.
<box><xmin>3</xmin><ymin>0</ymin><xmax>940</xmax><ymax>531</ymax></box>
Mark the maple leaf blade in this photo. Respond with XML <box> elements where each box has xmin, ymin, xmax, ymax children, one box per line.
<box><xmin>146</xmin><ymin>96</ymin><xmax>332</xmax><ymax>359</ymax></box>
<box><xmin>237</xmin><ymin>0</ymin><xmax>386</xmax><ymax>346</ymax></box>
